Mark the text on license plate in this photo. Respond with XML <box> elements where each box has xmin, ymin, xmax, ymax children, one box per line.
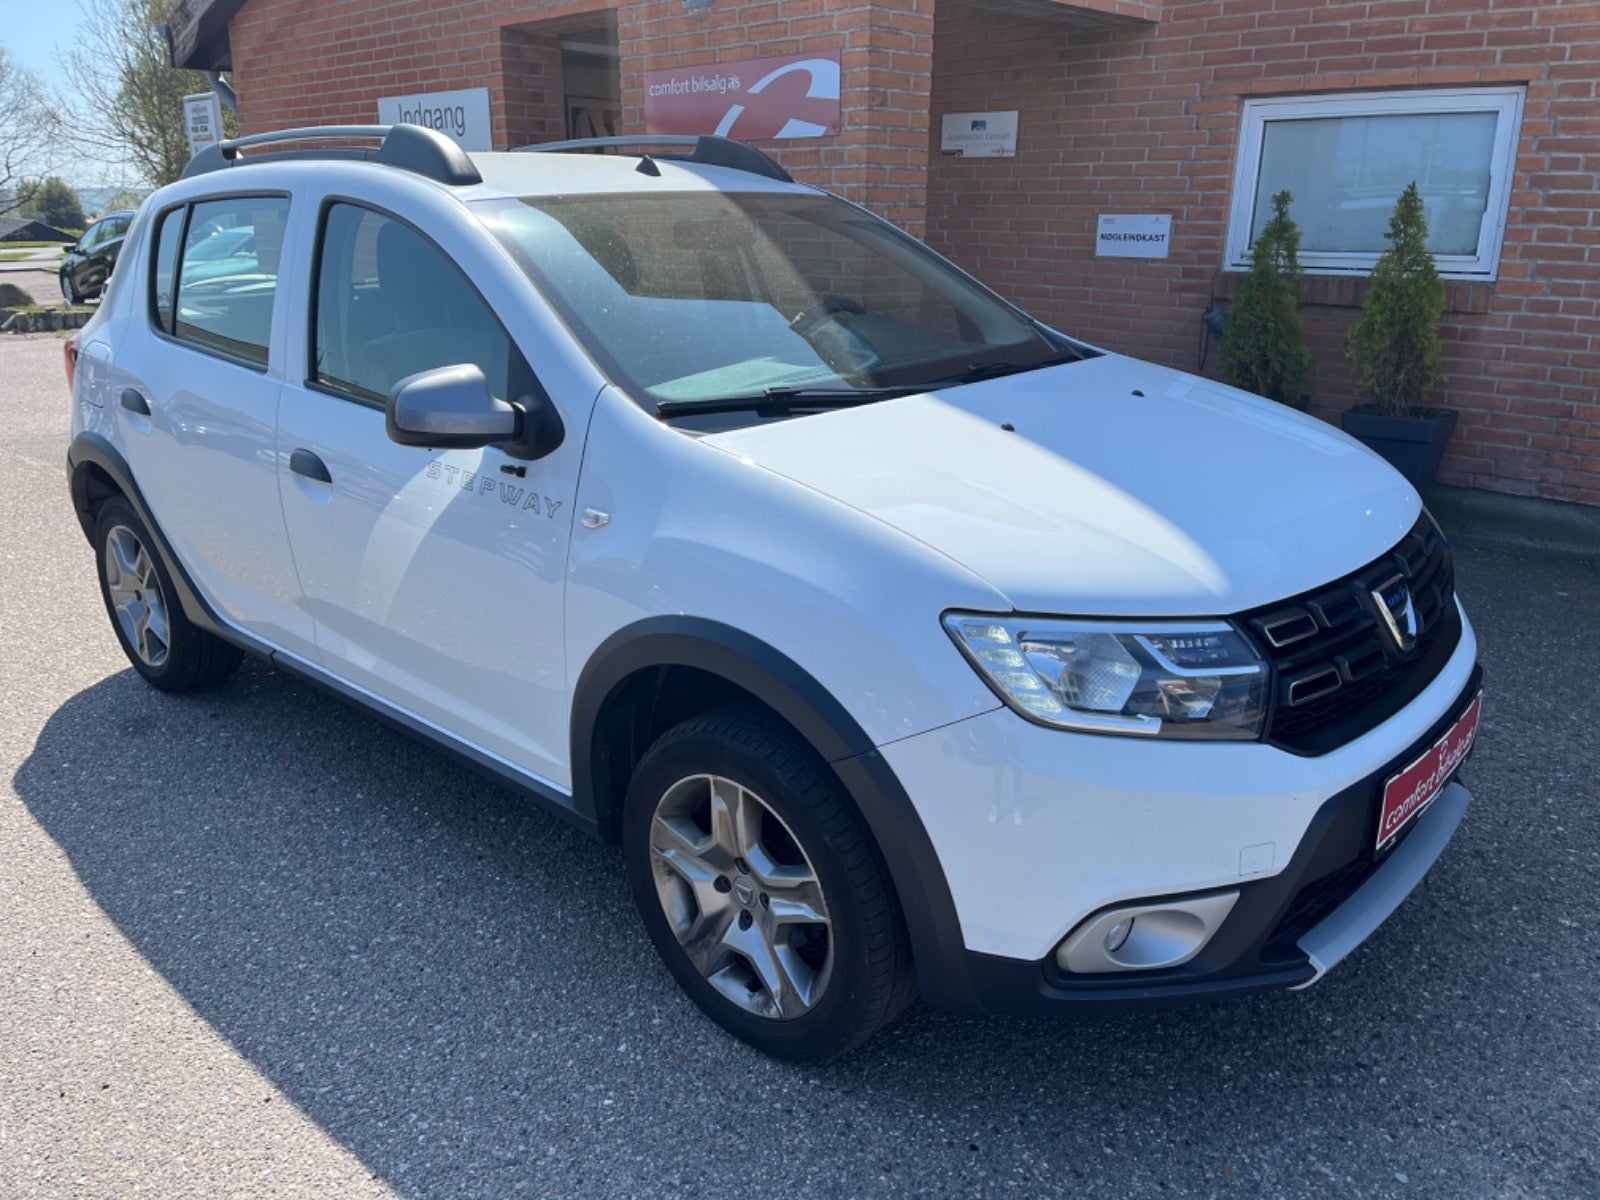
<box><xmin>1377</xmin><ymin>692</ymin><xmax>1482</xmax><ymax>851</ymax></box>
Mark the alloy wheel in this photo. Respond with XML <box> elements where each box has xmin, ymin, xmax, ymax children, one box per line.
<box><xmin>104</xmin><ymin>525</ymin><xmax>171</xmax><ymax>668</ymax></box>
<box><xmin>649</xmin><ymin>773</ymin><xmax>833</xmax><ymax>1020</ymax></box>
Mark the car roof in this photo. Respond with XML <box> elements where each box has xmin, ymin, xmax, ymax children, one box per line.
<box><xmin>463</xmin><ymin>150</ymin><xmax>810</xmax><ymax>200</ymax></box>
<box><xmin>174</xmin><ymin>126</ymin><xmax>815</xmax><ymax>203</ymax></box>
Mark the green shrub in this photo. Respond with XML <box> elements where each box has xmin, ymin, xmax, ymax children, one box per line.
<box><xmin>1347</xmin><ymin>181</ymin><xmax>1446</xmax><ymax>417</ymax></box>
<box><xmin>1221</xmin><ymin>189</ymin><xmax>1312</xmax><ymax>407</ymax></box>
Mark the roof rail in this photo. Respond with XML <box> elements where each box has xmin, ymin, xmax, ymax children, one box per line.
<box><xmin>182</xmin><ymin>124</ymin><xmax>482</xmax><ymax>186</ymax></box>
<box><xmin>518</xmin><ymin>135</ymin><xmax>793</xmax><ymax>183</ymax></box>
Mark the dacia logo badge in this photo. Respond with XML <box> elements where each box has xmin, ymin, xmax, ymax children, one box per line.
<box><xmin>1370</xmin><ymin>574</ymin><xmax>1419</xmax><ymax>653</ymax></box>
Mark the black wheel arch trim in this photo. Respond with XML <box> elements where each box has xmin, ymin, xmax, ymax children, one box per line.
<box><xmin>69</xmin><ymin>431</ymin><xmax>234</xmax><ymax>643</ymax></box>
<box><xmin>570</xmin><ymin>615</ymin><xmax>981</xmax><ymax>1012</ymax></box>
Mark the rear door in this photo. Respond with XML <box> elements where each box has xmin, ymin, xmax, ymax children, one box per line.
<box><xmin>275</xmin><ymin>198</ymin><xmax>586</xmax><ymax>787</ymax></box>
<box><xmin>109</xmin><ymin>192</ymin><xmax>317</xmax><ymax>658</ymax></box>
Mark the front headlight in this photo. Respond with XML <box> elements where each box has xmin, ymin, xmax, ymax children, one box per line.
<box><xmin>943</xmin><ymin>613</ymin><xmax>1268</xmax><ymax>739</ymax></box>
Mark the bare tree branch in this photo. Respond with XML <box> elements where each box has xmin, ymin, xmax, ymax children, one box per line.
<box><xmin>0</xmin><ymin>46</ymin><xmax>58</xmax><ymax>217</ymax></box>
<box><xmin>59</xmin><ymin>0</ymin><xmax>227</xmax><ymax>188</ymax></box>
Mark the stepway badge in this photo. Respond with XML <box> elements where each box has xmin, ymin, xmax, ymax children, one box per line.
<box><xmin>1096</xmin><ymin>214</ymin><xmax>1172</xmax><ymax>259</ymax></box>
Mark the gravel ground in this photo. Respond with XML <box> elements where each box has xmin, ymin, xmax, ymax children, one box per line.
<box><xmin>2</xmin><ymin>332</ymin><xmax>1597</xmax><ymax>1198</ymax></box>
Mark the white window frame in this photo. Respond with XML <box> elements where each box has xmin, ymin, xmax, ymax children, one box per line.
<box><xmin>1224</xmin><ymin>87</ymin><xmax>1525</xmax><ymax>280</ymax></box>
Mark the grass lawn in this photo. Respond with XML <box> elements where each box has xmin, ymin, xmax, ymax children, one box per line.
<box><xmin>0</xmin><ymin>241</ymin><xmax>69</xmax><ymax>250</ymax></box>
<box><xmin>0</xmin><ymin>250</ymin><xmax>42</xmax><ymax>261</ymax></box>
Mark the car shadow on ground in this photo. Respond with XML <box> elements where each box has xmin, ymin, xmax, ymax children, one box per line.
<box><xmin>11</xmin><ymin>650</ymin><xmax>1579</xmax><ymax>1198</ymax></box>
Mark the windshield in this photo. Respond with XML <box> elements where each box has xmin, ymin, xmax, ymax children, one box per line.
<box><xmin>475</xmin><ymin>190</ymin><xmax>1076</xmax><ymax>413</ymax></box>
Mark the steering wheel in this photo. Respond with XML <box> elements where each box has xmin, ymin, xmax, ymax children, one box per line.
<box><xmin>789</xmin><ymin>293</ymin><xmax>867</xmax><ymax>336</ymax></box>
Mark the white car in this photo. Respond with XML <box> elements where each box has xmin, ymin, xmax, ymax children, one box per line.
<box><xmin>66</xmin><ymin>125</ymin><xmax>1483</xmax><ymax>1060</ymax></box>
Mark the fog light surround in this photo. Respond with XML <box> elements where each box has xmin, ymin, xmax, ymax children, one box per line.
<box><xmin>1055</xmin><ymin>891</ymin><xmax>1239</xmax><ymax>975</ymax></box>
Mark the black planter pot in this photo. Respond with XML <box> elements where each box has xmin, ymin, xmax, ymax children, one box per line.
<box><xmin>1340</xmin><ymin>407</ymin><xmax>1460</xmax><ymax>497</ymax></box>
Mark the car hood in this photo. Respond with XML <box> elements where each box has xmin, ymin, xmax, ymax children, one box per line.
<box><xmin>700</xmin><ymin>354</ymin><xmax>1421</xmax><ymax>616</ymax></box>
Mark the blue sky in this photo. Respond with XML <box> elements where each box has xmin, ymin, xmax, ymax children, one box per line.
<box><xmin>4</xmin><ymin>2</ymin><xmax>140</xmax><ymax>186</ymax></box>
<box><xmin>4</xmin><ymin>2</ymin><xmax>87</xmax><ymax>91</ymax></box>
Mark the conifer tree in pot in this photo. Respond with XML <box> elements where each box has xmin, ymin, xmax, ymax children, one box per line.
<box><xmin>1221</xmin><ymin>190</ymin><xmax>1312</xmax><ymax>409</ymax></box>
<box><xmin>1342</xmin><ymin>181</ymin><xmax>1456</xmax><ymax>496</ymax></box>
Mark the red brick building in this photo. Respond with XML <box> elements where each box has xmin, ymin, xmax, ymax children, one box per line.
<box><xmin>169</xmin><ymin>0</ymin><xmax>1600</xmax><ymax>505</ymax></box>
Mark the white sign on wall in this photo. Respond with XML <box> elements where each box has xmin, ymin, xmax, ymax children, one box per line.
<box><xmin>183</xmin><ymin>92</ymin><xmax>224</xmax><ymax>159</ymax></box>
<box><xmin>939</xmin><ymin>111</ymin><xmax>1018</xmax><ymax>158</ymax></box>
<box><xmin>377</xmin><ymin>87</ymin><xmax>493</xmax><ymax>151</ymax></box>
<box><xmin>1096</xmin><ymin>213</ymin><xmax>1172</xmax><ymax>258</ymax></box>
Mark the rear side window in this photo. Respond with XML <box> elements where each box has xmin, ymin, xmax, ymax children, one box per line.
<box><xmin>149</xmin><ymin>195</ymin><xmax>290</xmax><ymax>367</ymax></box>
<box><xmin>312</xmin><ymin>202</ymin><xmax>528</xmax><ymax>403</ymax></box>
<box><xmin>151</xmin><ymin>208</ymin><xmax>184</xmax><ymax>331</ymax></box>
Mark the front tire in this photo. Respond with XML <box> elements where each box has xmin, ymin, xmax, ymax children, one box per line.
<box><xmin>93</xmin><ymin>497</ymin><xmax>242</xmax><ymax>692</ymax></box>
<box><xmin>622</xmin><ymin>707</ymin><xmax>915</xmax><ymax>1060</ymax></box>
<box><xmin>61</xmin><ymin>271</ymin><xmax>81</xmax><ymax>305</ymax></box>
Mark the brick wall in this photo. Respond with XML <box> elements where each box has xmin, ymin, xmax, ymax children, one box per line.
<box><xmin>229</xmin><ymin>0</ymin><xmax>935</xmax><ymax>231</ymax></box>
<box><xmin>493</xmin><ymin>25</ymin><xmax>567</xmax><ymax>148</ymax></box>
<box><xmin>227</xmin><ymin>0</ymin><xmax>615</xmax><ymax>141</ymax></box>
<box><xmin>616</xmin><ymin>0</ymin><xmax>935</xmax><ymax>235</ymax></box>
<box><xmin>927</xmin><ymin>0</ymin><xmax>1600</xmax><ymax>504</ymax></box>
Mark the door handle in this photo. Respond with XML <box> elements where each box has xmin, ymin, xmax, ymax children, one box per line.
<box><xmin>119</xmin><ymin>388</ymin><xmax>150</xmax><ymax>415</ymax></box>
<box><xmin>289</xmin><ymin>448</ymin><xmax>333</xmax><ymax>483</ymax></box>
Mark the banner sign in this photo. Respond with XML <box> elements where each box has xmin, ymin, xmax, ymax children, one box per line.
<box><xmin>939</xmin><ymin>111</ymin><xmax>1018</xmax><ymax>158</ymax></box>
<box><xmin>378</xmin><ymin>87</ymin><xmax>492</xmax><ymax>151</ymax></box>
<box><xmin>1095</xmin><ymin>213</ymin><xmax>1172</xmax><ymax>259</ymax></box>
<box><xmin>644</xmin><ymin>52</ymin><xmax>841</xmax><ymax>140</ymax></box>
<box><xmin>183</xmin><ymin>92</ymin><xmax>224</xmax><ymax>159</ymax></box>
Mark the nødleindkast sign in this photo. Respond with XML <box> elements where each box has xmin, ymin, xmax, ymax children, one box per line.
<box><xmin>1095</xmin><ymin>213</ymin><xmax>1172</xmax><ymax>259</ymax></box>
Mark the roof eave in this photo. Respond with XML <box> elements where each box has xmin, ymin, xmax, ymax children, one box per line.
<box><xmin>165</xmin><ymin>0</ymin><xmax>246</xmax><ymax>71</ymax></box>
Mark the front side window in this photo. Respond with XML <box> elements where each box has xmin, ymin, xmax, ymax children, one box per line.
<box><xmin>1224</xmin><ymin>87</ymin><xmax>1524</xmax><ymax>278</ymax></box>
<box><xmin>475</xmin><ymin>190</ymin><xmax>1074</xmax><ymax>412</ymax></box>
<box><xmin>313</xmin><ymin>202</ymin><xmax>527</xmax><ymax>404</ymax></box>
<box><xmin>152</xmin><ymin>195</ymin><xmax>289</xmax><ymax>366</ymax></box>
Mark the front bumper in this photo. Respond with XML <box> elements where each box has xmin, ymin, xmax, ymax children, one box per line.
<box><xmin>955</xmin><ymin>664</ymin><xmax>1482</xmax><ymax>1014</ymax></box>
<box><xmin>877</xmin><ymin>593</ymin><xmax>1480</xmax><ymax>1013</ymax></box>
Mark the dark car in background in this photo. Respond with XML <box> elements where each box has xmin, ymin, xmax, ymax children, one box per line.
<box><xmin>59</xmin><ymin>210</ymin><xmax>135</xmax><ymax>304</ymax></box>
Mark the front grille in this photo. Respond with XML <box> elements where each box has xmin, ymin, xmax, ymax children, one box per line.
<box><xmin>1246</xmin><ymin>515</ymin><xmax>1460</xmax><ymax>755</ymax></box>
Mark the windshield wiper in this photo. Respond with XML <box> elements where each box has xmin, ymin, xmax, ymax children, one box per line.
<box><xmin>655</xmin><ymin>384</ymin><xmax>926</xmax><ymax>418</ymax></box>
<box><xmin>940</xmin><ymin>351</ymin><xmax>1084</xmax><ymax>387</ymax></box>
<box><xmin>654</xmin><ymin>352</ymin><xmax>1084</xmax><ymax>418</ymax></box>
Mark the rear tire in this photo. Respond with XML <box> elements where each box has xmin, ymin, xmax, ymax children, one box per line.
<box><xmin>622</xmin><ymin>706</ymin><xmax>915</xmax><ymax>1060</ymax></box>
<box><xmin>93</xmin><ymin>497</ymin><xmax>242</xmax><ymax>692</ymax></box>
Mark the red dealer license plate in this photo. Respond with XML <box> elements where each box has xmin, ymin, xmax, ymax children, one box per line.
<box><xmin>1377</xmin><ymin>692</ymin><xmax>1482</xmax><ymax>851</ymax></box>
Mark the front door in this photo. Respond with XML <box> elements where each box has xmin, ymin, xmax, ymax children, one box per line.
<box><xmin>275</xmin><ymin>201</ymin><xmax>582</xmax><ymax>788</ymax></box>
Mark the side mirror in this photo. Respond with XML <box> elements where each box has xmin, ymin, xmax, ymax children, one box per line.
<box><xmin>385</xmin><ymin>363</ymin><xmax>563</xmax><ymax>461</ymax></box>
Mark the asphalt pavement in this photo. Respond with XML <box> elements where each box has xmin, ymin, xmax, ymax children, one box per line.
<box><xmin>0</xmin><ymin>247</ymin><xmax>66</xmax><ymax>308</ymax></box>
<box><xmin>2</xmin><ymin>332</ymin><xmax>1597</xmax><ymax>1198</ymax></box>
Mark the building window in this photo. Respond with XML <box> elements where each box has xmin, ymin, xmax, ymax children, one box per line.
<box><xmin>1224</xmin><ymin>88</ymin><xmax>1524</xmax><ymax>279</ymax></box>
